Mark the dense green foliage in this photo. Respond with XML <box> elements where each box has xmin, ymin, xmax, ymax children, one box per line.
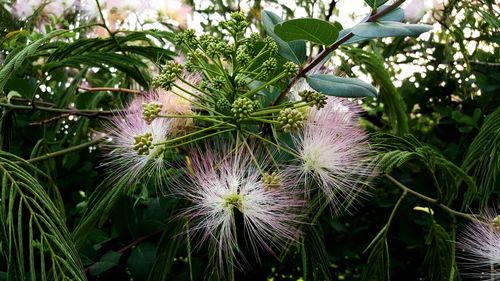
<box><xmin>0</xmin><ymin>0</ymin><xmax>499</xmax><ymax>280</ymax></box>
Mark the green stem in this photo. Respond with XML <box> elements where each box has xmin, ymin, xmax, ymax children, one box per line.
<box><xmin>0</xmin><ymin>102</ymin><xmax>116</xmax><ymax>116</ymax></box>
<box><xmin>24</xmin><ymin>138</ymin><xmax>105</xmax><ymax>164</ymax></box>
<box><xmin>153</xmin><ymin>123</ymin><xmax>230</xmax><ymax>146</ymax></box>
<box><xmin>385</xmin><ymin>174</ymin><xmax>485</xmax><ymax>223</ymax></box>
<box><xmin>162</xmin><ymin>129</ymin><xmax>234</xmax><ymax>149</ymax></box>
<box><xmin>241</xmin><ymin>129</ymin><xmax>300</xmax><ymax>158</ymax></box>
<box><xmin>243</xmin><ymin>72</ymin><xmax>287</xmax><ymax>98</ymax></box>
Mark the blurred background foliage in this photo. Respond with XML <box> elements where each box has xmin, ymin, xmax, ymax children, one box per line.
<box><xmin>0</xmin><ymin>0</ymin><xmax>499</xmax><ymax>280</ymax></box>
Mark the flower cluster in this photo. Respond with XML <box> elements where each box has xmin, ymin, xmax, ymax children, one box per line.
<box><xmin>102</xmin><ymin>12</ymin><xmax>377</xmax><ymax>278</ymax></box>
<box><xmin>458</xmin><ymin>209</ymin><xmax>500</xmax><ymax>279</ymax></box>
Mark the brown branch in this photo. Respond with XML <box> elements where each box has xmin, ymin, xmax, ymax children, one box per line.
<box><xmin>77</xmin><ymin>85</ymin><xmax>145</xmax><ymax>95</ymax></box>
<box><xmin>84</xmin><ymin>229</ymin><xmax>162</xmax><ymax>273</ymax></box>
<box><xmin>272</xmin><ymin>0</ymin><xmax>406</xmax><ymax>105</ymax></box>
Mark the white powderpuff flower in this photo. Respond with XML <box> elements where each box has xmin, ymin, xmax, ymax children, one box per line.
<box><xmin>402</xmin><ymin>0</ymin><xmax>433</xmax><ymax>23</ymax></box>
<box><xmin>175</xmin><ymin>146</ymin><xmax>303</xmax><ymax>274</ymax></box>
<box><xmin>149</xmin><ymin>0</ymin><xmax>192</xmax><ymax>27</ymax></box>
<box><xmin>458</xmin><ymin>209</ymin><xmax>500</xmax><ymax>279</ymax></box>
<box><xmin>102</xmin><ymin>96</ymin><xmax>171</xmax><ymax>184</ymax></box>
<box><xmin>13</xmin><ymin>0</ymin><xmax>75</xmax><ymax>19</ymax></box>
<box><xmin>288</xmin><ymin>97</ymin><xmax>376</xmax><ymax>213</ymax></box>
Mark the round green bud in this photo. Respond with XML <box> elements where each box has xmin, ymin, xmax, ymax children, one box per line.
<box><xmin>277</xmin><ymin>108</ymin><xmax>305</xmax><ymax>132</ymax></box>
<box><xmin>231</xmin><ymin>97</ymin><xmax>257</xmax><ymax>119</ymax></box>
<box><xmin>299</xmin><ymin>90</ymin><xmax>328</xmax><ymax>109</ymax></box>
<box><xmin>133</xmin><ymin>132</ymin><xmax>153</xmax><ymax>155</ymax></box>
<box><xmin>262</xmin><ymin>171</ymin><xmax>281</xmax><ymax>190</ymax></box>
<box><xmin>211</xmin><ymin>76</ymin><xmax>225</xmax><ymax>90</ymax></box>
<box><xmin>261</xmin><ymin>57</ymin><xmax>277</xmax><ymax>78</ymax></box>
<box><xmin>142</xmin><ymin>102</ymin><xmax>162</xmax><ymax>124</ymax></box>
<box><xmin>283</xmin><ymin>61</ymin><xmax>299</xmax><ymax>77</ymax></box>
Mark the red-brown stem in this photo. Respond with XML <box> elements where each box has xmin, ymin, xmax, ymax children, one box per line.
<box><xmin>78</xmin><ymin>85</ymin><xmax>145</xmax><ymax>95</ymax></box>
<box><xmin>272</xmin><ymin>0</ymin><xmax>406</xmax><ymax>105</ymax></box>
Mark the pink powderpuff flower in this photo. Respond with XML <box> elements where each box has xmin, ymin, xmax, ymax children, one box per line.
<box><xmin>102</xmin><ymin>95</ymin><xmax>171</xmax><ymax>185</ymax></box>
<box><xmin>402</xmin><ymin>0</ymin><xmax>433</xmax><ymax>23</ymax></box>
<box><xmin>458</xmin><ymin>208</ymin><xmax>500</xmax><ymax>279</ymax></box>
<box><xmin>175</xmin><ymin>146</ymin><xmax>303</xmax><ymax>275</ymax></box>
<box><xmin>288</xmin><ymin>97</ymin><xmax>376</xmax><ymax>213</ymax></box>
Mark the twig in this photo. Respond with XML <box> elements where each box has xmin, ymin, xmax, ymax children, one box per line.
<box><xmin>385</xmin><ymin>174</ymin><xmax>486</xmax><ymax>223</ymax></box>
<box><xmin>77</xmin><ymin>85</ymin><xmax>145</xmax><ymax>95</ymax></box>
<box><xmin>25</xmin><ymin>137</ymin><xmax>106</xmax><ymax>164</ymax></box>
<box><xmin>0</xmin><ymin>102</ymin><xmax>120</xmax><ymax>116</ymax></box>
<box><xmin>273</xmin><ymin>0</ymin><xmax>406</xmax><ymax>105</ymax></box>
<box><xmin>84</xmin><ymin>229</ymin><xmax>162</xmax><ymax>273</ymax></box>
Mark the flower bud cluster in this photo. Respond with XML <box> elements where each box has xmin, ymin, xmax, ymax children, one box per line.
<box><xmin>278</xmin><ymin>108</ymin><xmax>305</xmax><ymax>132</ymax></box>
<box><xmin>262</xmin><ymin>172</ymin><xmax>281</xmax><ymax>190</ymax></box>
<box><xmin>299</xmin><ymin>90</ymin><xmax>328</xmax><ymax>109</ymax></box>
<box><xmin>133</xmin><ymin>132</ymin><xmax>153</xmax><ymax>155</ymax></box>
<box><xmin>152</xmin><ymin>61</ymin><xmax>183</xmax><ymax>90</ymax></box>
<box><xmin>142</xmin><ymin>102</ymin><xmax>163</xmax><ymax>124</ymax></box>
<box><xmin>231</xmin><ymin>97</ymin><xmax>259</xmax><ymax>119</ymax></box>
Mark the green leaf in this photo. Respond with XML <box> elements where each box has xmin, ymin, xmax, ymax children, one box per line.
<box><xmin>274</xmin><ymin>18</ymin><xmax>340</xmax><ymax>45</ymax></box>
<box><xmin>352</xmin><ymin>21</ymin><xmax>432</xmax><ymax>38</ymax></box>
<box><xmin>0</xmin><ymin>151</ymin><xmax>87</xmax><ymax>280</ymax></box>
<box><xmin>306</xmin><ymin>74</ymin><xmax>378</xmax><ymax>98</ymax></box>
<box><xmin>128</xmin><ymin>242</ymin><xmax>157</xmax><ymax>279</ymax></box>
<box><xmin>0</xmin><ymin>30</ymin><xmax>67</xmax><ymax>92</ymax></box>
<box><xmin>89</xmin><ymin>251</ymin><xmax>122</xmax><ymax>276</ymax></box>
<box><xmin>424</xmin><ymin>222</ymin><xmax>454</xmax><ymax>281</ymax></box>
<box><xmin>462</xmin><ymin>107</ymin><xmax>500</xmax><ymax>208</ymax></box>
<box><xmin>364</xmin><ymin>0</ymin><xmax>389</xmax><ymax>7</ymax></box>
<box><xmin>262</xmin><ymin>11</ymin><xmax>306</xmax><ymax>64</ymax></box>
<box><xmin>344</xmin><ymin>48</ymin><xmax>408</xmax><ymax>134</ymax></box>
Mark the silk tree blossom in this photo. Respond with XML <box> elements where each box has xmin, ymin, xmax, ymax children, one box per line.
<box><xmin>102</xmin><ymin>94</ymin><xmax>171</xmax><ymax>184</ymax></box>
<box><xmin>288</xmin><ymin>97</ymin><xmax>376</xmax><ymax>213</ymax></box>
<box><xmin>176</xmin><ymin>147</ymin><xmax>303</xmax><ymax>273</ymax></box>
<box><xmin>402</xmin><ymin>0</ymin><xmax>449</xmax><ymax>23</ymax></box>
<box><xmin>149</xmin><ymin>0</ymin><xmax>192</xmax><ymax>28</ymax></box>
<box><xmin>458</xmin><ymin>209</ymin><xmax>500</xmax><ymax>279</ymax></box>
<box><xmin>13</xmin><ymin>0</ymin><xmax>76</xmax><ymax>19</ymax></box>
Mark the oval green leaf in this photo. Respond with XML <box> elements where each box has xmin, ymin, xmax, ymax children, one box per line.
<box><xmin>274</xmin><ymin>18</ymin><xmax>340</xmax><ymax>45</ymax></box>
<box><xmin>352</xmin><ymin>21</ymin><xmax>433</xmax><ymax>38</ymax></box>
<box><xmin>262</xmin><ymin>11</ymin><xmax>306</xmax><ymax>64</ymax></box>
<box><xmin>306</xmin><ymin>74</ymin><xmax>378</xmax><ymax>98</ymax></box>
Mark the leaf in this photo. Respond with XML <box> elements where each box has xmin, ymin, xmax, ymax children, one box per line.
<box><xmin>352</xmin><ymin>21</ymin><xmax>432</xmax><ymax>38</ymax></box>
<box><xmin>128</xmin><ymin>242</ymin><xmax>157</xmax><ymax>279</ymax></box>
<box><xmin>262</xmin><ymin>11</ymin><xmax>306</xmax><ymax>64</ymax></box>
<box><xmin>462</xmin><ymin>107</ymin><xmax>500</xmax><ymax>208</ymax></box>
<box><xmin>89</xmin><ymin>251</ymin><xmax>122</xmax><ymax>276</ymax></box>
<box><xmin>423</xmin><ymin>222</ymin><xmax>454</xmax><ymax>281</ymax></box>
<box><xmin>0</xmin><ymin>151</ymin><xmax>86</xmax><ymax>280</ymax></box>
<box><xmin>0</xmin><ymin>29</ymin><xmax>67</xmax><ymax>92</ymax></box>
<box><xmin>274</xmin><ymin>18</ymin><xmax>340</xmax><ymax>45</ymax></box>
<box><xmin>344</xmin><ymin>48</ymin><xmax>408</xmax><ymax>134</ymax></box>
<box><xmin>364</xmin><ymin>0</ymin><xmax>389</xmax><ymax>7</ymax></box>
<box><xmin>306</xmin><ymin>74</ymin><xmax>378</xmax><ymax>98</ymax></box>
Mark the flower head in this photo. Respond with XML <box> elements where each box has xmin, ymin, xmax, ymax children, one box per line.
<box><xmin>288</xmin><ymin>97</ymin><xmax>376</xmax><ymax>213</ymax></box>
<box><xmin>102</xmin><ymin>95</ymin><xmax>171</xmax><ymax>184</ymax></box>
<box><xmin>176</xmin><ymin>146</ymin><xmax>303</xmax><ymax>275</ymax></box>
<box><xmin>458</xmin><ymin>208</ymin><xmax>500</xmax><ymax>279</ymax></box>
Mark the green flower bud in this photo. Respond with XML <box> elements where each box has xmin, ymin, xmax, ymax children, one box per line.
<box><xmin>277</xmin><ymin>108</ymin><xmax>305</xmax><ymax>132</ymax></box>
<box><xmin>231</xmin><ymin>97</ymin><xmax>257</xmax><ymax>119</ymax></box>
<box><xmin>216</xmin><ymin>97</ymin><xmax>231</xmax><ymax>112</ymax></box>
<box><xmin>283</xmin><ymin>61</ymin><xmax>299</xmax><ymax>77</ymax></box>
<box><xmin>493</xmin><ymin>216</ymin><xmax>500</xmax><ymax>228</ymax></box>
<box><xmin>236</xmin><ymin>48</ymin><xmax>251</xmax><ymax>66</ymax></box>
<box><xmin>261</xmin><ymin>57</ymin><xmax>277</xmax><ymax>78</ymax></box>
<box><xmin>152</xmin><ymin>61</ymin><xmax>183</xmax><ymax>90</ymax></box>
<box><xmin>263</xmin><ymin>37</ymin><xmax>278</xmax><ymax>55</ymax></box>
<box><xmin>220</xmin><ymin>12</ymin><xmax>248</xmax><ymax>35</ymax></box>
<box><xmin>142</xmin><ymin>102</ymin><xmax>162</xmax><ymax>124</ymax></box>
<box><xmin>262</xmin><ymin>171</ymin><xmax>281</xmax><ymax>190</ymax></box>
<box><xmin>298</xmin><ymin>90</ymin><xmax>328</xmax><ymax>109</ymax></box>
<box><xmin>234</xmin><ymin>74</ymin><xmax>248</xmax><ymax>88</ymax></box>
<box><xmin>174</xmin><ymin>29</ymin><xmax>196</xmax><ymax>45</ymax></box>
<box><xmin>133</xmin><ymin>132</ymin><xmax>153</xmax><ymax>155</ymax></box>
<box><xmin>211</xmin><ymin>76</ymin><xmax>225</xmax><ymax>90</ymax></box>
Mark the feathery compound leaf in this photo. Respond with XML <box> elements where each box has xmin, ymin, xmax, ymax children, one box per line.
<box><xmin>462</xmin><ymin>107</ymin><xmax>500</xmax><ymax>208</ymax></box>
<box><xmin>423</xmin><ymin>222</ymin><xmax>455</xmax><ymax>281</ymax></box>
<box><xmin>0</xmin><ymin>30</ymin><xmax>67</xmax><ymax>92</ymax></box>
<box><xmin>375</xmin><ymin>134</ymin><xmax>476</xmax><ymax>204</ymax></box>
<box><xmin>361</xmin><ymin>235</ymin><xmax>389</xmax><ymax>281</ymax></box>
<box><xmin>344</xmin><ymin>47</ymin><xmax>408</xmax><ymax>134</ymax></box>
<box><xmin>0</xmin><ymin>151</ymin><xmax>86</xmax><ymax>280</ymax></box>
